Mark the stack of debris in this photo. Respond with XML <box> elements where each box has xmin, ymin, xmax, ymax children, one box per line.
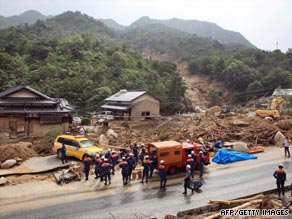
<box><xmin>53</xmin><ymin>162</ymin><xmax>81</xmax><ymax>185</ymax></box>
<box><xmin>175</xmin><ymin>193</ymin><xmax>292</xmax><ymax>219</ymax></box>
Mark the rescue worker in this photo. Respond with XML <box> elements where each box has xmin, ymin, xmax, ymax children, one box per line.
<box><xmin>149</xmin><ymin>153</ymin><xmax>158</xmax><ymax>178</ymax></box>
<box><xmin>119</xmin><ymin>157</ymin><xmax>129</xmax><ymax>185</ymax></box>
<box><xmin>141</xmin><ymin>155</ymin><xmax>151</xmax><ymax>183</ymax></box>
<box><xmin>186</xmin><ymin>154</ymin><xmax>195</xmax><ymax>178</ymax></box>
<box><xmin>191</xmin><ymin>151</ymin><xmax>197</xmax><ymax>170</ymax></box>
<box><xmin>199</xmin><ymin>151</ymin><xmax>205</xmax><ymax>178</ymax></box>
<box><xmin>60</xmin><ymin>143</ymin><xmax>68</xmax><ymax>164</ymax></box>
<box><xmin>105</xmin><ymin>149</ymin><xmax>112</xmax><ymax>160</ymax></box>
<box><xmin>127</xmin><ymin>153</ymin><xmax>136</xmax><ymax>180</ymax></box>
<box><xmin>273</xmin><ymin>164</ymin><xmax>286</xmax><ymax>197</ymax></box>
<box><xmin>99</xmin><ymin>156</ymin><xmax>105</xmax><ymax>182</ymax></box>
<box><xmin>214</xmin><ymin>139</ymin><xmax>222</xmax><ymax>151</ymax></box>
<box><xmin>140</xmin><ymin>144</ymin><xmax>146</xmax><ymax>162</ymax></box>
<box><xmin>94</xmin><ymin>154</ymin><xmax>102</xmax><ymax>179</ymax></box>
<box><xmin>111</xmin><ymin>150</ymin><xmax>119</xmax><ymax>175</ymax></box>
<box><xmin>102</xmin><ymin>158</ymin><xmax>111</xmax><ymax>185</ymax></box>
<box><xmin>131</xmin><ymin>143</ymin><xmax>139</xmax><ymax>163</ymax></box>
<box><xmin>83</xmin><ymin>154</ymin><xmax>91</xmax><ymax>181</ymax></box>
<box><xmin>183</xmin><ymin>165</ymin><xmax>193</xmax><ymax>195</ymax></box>
<box><xmin>158</xmin><ymin>160</ymin><xmax>167</xmax><ymax>190</ymax></box>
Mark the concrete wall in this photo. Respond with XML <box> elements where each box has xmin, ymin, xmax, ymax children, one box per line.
<box><xmin>131</xmin><ymin>94</ymin><xmax>160</xmax><ymax>120</ymax></box>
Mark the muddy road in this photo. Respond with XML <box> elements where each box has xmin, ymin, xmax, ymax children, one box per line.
<box><xmin>1</xmin><ymin>147</ymin><xmax>292</xmax><ymax>219</ymax></box>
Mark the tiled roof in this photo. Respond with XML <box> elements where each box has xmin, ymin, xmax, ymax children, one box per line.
<box><xmin>105</xmin><ymin>90</ymin><xmax>148</xmax><ymax>102</ymax></box>
<box><xmin>0</xmin><ymin>84</ymin><xmax>74</xmax><ymax>114</ymax></box>
<box><xmin>0</xmin><ymin>98</ymin><xmax>74</xmax><ymax>113</ymax></box>
<box><xmin>0</xmin><ymin>98</ymin><xmax>57</xmax><ymax>105</ymax></box>
<box><xmin>0</xmin><ymin>84</ymin><xmax>54</xmax><ymax>100</ymax></box>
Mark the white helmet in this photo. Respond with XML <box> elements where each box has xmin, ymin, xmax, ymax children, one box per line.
<box><xmin>145</xmin><ymin>155</ymin><xmax>149</xmax><ymax>159</ymax></box>
<box><xmin>191</xmin><ymin>151</ymin><xmax>194</xmax><ymax>154</ymax></box>
<box><xmin>188</xmin><ymin>154</ymin><xmax>192</xmax><ymax>158</ymax></box>
<box><xmin>96</xmin><ymin>154</ymin><xmax>100</xmax><ymax>158</ymax></box>
<box><xmin>104</xmin><ymin>158</ymin><xmax>108</xmax><ymax>162</ymax></box>
<box><xmin>160</xmin><ymin>160</ymin><xmax>165</xmax><ymax>164</ymax></box>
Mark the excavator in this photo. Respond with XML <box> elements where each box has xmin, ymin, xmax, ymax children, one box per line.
<box><xmin>205</xmin><ymin>105</ymin><xmax>230</xmax><ymax>117</ymax></box>
<box><xmin>255</xmin><ymin>97</ymin><xmax>284</xmax><ymax>119</ymax></box>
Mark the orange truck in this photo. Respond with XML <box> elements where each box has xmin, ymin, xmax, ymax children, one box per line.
<box><xmin>147</xmin><ymin>140</ymin><xmax>210</xmax><ymax>175</ymax></box>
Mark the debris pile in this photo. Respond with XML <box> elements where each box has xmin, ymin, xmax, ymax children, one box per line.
<box><xmin>175</xmin><ymin>193</ymin><xmax>292</xmax><ymax>219</ymax></box>
<box><xmin>53</xmin><ymin>162</ymin><xmax>81</xmax><ymax>185</ymax></box>
<box><xmin>105</xmin><ymin>114</ymin><xmax>286</xmax><ymax>149</ymax></box>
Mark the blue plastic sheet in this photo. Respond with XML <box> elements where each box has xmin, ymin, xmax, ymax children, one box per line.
<box><xmin>212</xmin><ymin>148</ymin><xmax>257</xmax><ymax>164</ymax></box>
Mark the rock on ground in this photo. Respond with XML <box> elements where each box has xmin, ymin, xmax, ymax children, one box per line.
<box><xmin>1</xmin><ymin>159</ymin><xmax>17</xmax><ymax>169</ymax></box>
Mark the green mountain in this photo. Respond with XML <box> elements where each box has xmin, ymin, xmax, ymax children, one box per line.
<box><xmin>99</xmin><ymin>19</ymin><xmax>127</xmax><ymax>31</ymax></box>
<box><xmin>0</xmin><ymin>11</ymin><xmax>185</xmax><ymax>114</ymax></box>
<box><xmin>0</xmin><ymin>10</ymin><xmax>51</xmax><ymax>29</ymax></box>
<box><xmin>0</xmin><ymin>11</ymin><xmax>291</xmax><ymax>111</ymax></box>
<box><xmin>129</xmin><ymin>16</ymin><xmax>255</xmax><ymax>48</ymax></box>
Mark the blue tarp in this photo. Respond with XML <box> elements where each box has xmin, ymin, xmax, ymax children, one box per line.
<box><xmin>212</xmin><ymin>148</ymin><xmax>257</xmax><ymax>164</ymax></box>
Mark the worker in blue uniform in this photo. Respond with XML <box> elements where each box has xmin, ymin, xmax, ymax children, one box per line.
<box><xmin>141</xmin><ymin>155</ymin><xmax>151</xmax><ymax>183</ymax></box>
<box><xmin>119</xmin><ymin>157</ymin><xmax>129</xmax><ymax>185</ymax></box>
<box><xmin>83</xmin><ymin>154</ymin><xmax>91</xmax><ymax>180</ymax></box>
<box><xmin>102</xmin><ymin>158</ymin><xmax>111</xmax><ymax>185</ymax></box>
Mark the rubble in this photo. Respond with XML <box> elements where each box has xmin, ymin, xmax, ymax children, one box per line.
<box><xmin>53</xmin><ymin>162</ymin><xmax>81</xmax><ymax>184</ymax></box>
<box><xmin>0</xmin><ymin>176</ymin><xmax>6</xmax><ymax>185</ymax></box>
<box><xmin>177</xmin><ymin>193</ymin><xmax>292</xmax><ymax>219</ymax></box>
<box><xmin>274</xmin><ymin>131</ymin><xmax>285</xmax><ymax>147</ymax></box>
<box><xmin>232</xmin><ymin>142</ymin><xmax>248</xmax><ymax>152</ymax></box>
<box><xmin>106</xmin><ymin>129</ymin><xmax>118</xmax><ymax>139</ymax></box>
<box><xmin>1</xmin><ymin>159</ymin><xmax>17</xmax><ymax>169</ymax></box>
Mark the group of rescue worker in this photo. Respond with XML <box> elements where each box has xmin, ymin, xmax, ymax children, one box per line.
<box><xmin>81</xmin><ymin>143</ymin><xmax>158</xmax><ymax>186</ymax></box>
<box><xmin>81</xmin><ymin>143</ymin><xmax>207</xmax><ymax>194</ymax></box>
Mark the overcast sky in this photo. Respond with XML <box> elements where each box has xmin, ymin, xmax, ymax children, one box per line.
<box><xmin>0</xmin><ymin>0</ymin><xmax>291</xmax><ymax>52</ymax></box>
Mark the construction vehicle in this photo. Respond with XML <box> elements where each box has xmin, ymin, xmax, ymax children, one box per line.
<box><xmin>255</xmin><ymin>97</ymin><xmax>284</xmax><ymax>119</ymax></box>
<box><xmin>206</xmin><ymin>105</ymin><xmax>231</xmax><ymax>117</ymax></box>
<box><xmin>147</xmin><ymin>140</ymin><xmax>210</xmax><ymax>175</ymax></box>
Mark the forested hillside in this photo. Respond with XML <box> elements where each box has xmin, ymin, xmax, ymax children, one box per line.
<box><xmin>127</xmin><ymin>16</ymin><xmax>255</xmax><ymax>48</ymax></box>
<box><xmin>0</xmin><ymin>11</ymin><xmax>291</xmax><ymax>113</ymax></box>
<box><xmin>0</xmin><ymin>10</ymin><xmax>51</xmax><ymax>30</ymax></box>
<box><xmin>0</xmin><ymin>12</ymin><xmax>185</xmax><ymax>114</ymax></box>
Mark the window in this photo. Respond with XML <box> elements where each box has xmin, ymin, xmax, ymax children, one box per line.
<box><xmin>57</xmin><ymin>137</ymin><xmax>64</xmax><ymax>144</ymax></box>
<box><xmin>174</xmin><ymin>150</ymin><xmax>181</xmax><ymax>155</ymax></box>
<box><xmin>141</xmin><ymin>111</ymin><xmax>150</xmax><ymax>117</ymax></box>
<box><xmin>160</xmin><ymin>152</ymin><xmax>169</xmax><ymax>157</ymax></box>
<box><xmin>71</xmin><ymin>140</ymin><xmax>80</xmax><ymax>148</ymax></box>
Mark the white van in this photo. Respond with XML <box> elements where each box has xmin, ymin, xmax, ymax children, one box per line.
<box><xmin>97</xmin><ymin>111</ymin><xmax>114</xmax><ymax>120</ymax></box>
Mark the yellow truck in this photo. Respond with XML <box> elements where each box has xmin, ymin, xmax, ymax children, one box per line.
<box><xmin>255</xmin><ymin>97</ymin><xmax>284</xmax><ymax>119</ymax></box>
<box><xmin>52</xmin><ymin>135</ymin><xmax>103</xmax><ymax>160</ymax></box>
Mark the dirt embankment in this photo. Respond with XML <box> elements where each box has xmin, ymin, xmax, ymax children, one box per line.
<box><xmin>0</xmin><ymin>138</ymin><xmax>52</xmax><ymax>163</ymax></box>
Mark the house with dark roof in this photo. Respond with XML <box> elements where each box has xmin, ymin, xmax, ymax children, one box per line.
<box><xmin>0</xmin><ymin>85</ymin><xmax>74</xmax><ymax>139</ymax></box>
<box><xmin>101</xmin><ymin>90</ymin><xmax>160</xmax><ymax>120</ymax></box>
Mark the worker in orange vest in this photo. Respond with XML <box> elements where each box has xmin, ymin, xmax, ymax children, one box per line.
<box><xmin>273</xmin><ymin>164</ymin><xmax>286</xmax><ymax>197</ymax></box>
<box><xmin>119</xmin><ymin>157</ymin><xmax>129</xmax><ymax>185</ymax></box>
<box><xmin>141</xmin><ymin>155</ymin><xmax>151</xmax><ymax>183</ymax></box>
<box><xmin>83</xmin><ymin>154</ymin><xmax>91</xmax><ymax>181</ymax></box>
<box><xmin>158</xmin><ymin>160</ymin><xmax>167</xmax><ymax>190</ymax></box>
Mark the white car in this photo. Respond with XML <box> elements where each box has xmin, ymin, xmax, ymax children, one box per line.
<box><xmin>97</xmin><ymin>111</ymin><xmax>114</xmax><ymax>120</ymax></box>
